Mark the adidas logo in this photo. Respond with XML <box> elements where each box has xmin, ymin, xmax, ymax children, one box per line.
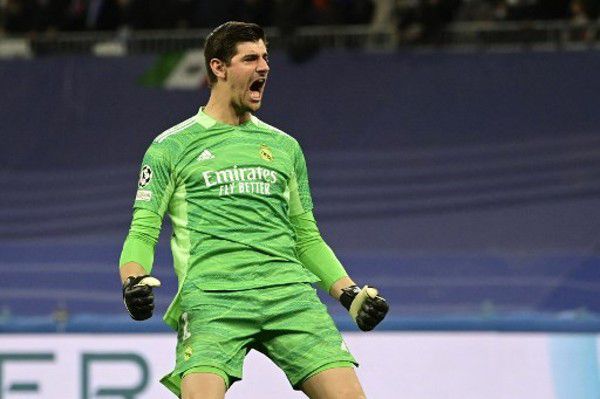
<box><xmin>197</xmin><ymin>149</ymin><xmax>215</xmax><ymax>161</ymax></box>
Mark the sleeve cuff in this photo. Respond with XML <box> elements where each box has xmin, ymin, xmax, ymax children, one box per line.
<box><xmin>119</xmin><ymin>234</ymin><xmax>155</xmax><ymax>274</ymax></box>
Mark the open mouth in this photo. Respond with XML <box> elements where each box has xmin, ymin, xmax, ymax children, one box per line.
<box><xmin>249</xmin><ymin>78</ymin><xmax>266</xmax><ymax>102</ymax></box>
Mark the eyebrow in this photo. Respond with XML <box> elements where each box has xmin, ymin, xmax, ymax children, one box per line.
<box><xmin>242</xmin><ymin>52</ymin><xmax>269</xmax><ymax>59</ymax></box>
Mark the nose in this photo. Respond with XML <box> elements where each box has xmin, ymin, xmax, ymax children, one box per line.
<box><xmin>257</xmin><ymin>57</ymin><xmax>269</xmax><ymax>74</ymax></box>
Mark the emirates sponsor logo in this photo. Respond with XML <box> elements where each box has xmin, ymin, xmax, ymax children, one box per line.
<box><xmin>202</xmin><ymin>165</ymin><xmax>278</xmax><ymax>197</ymax></box>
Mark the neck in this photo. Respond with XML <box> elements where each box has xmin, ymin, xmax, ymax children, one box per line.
<box><xmin>204</xmin><ymin>88</ymin><xmax>251</xmax><ymax>126</ymax></box>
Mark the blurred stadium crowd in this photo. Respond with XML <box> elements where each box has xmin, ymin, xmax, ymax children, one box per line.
<box><xmin>0</xmin><ymin>0</ymin><xmax>598</xmax><ymax>35</ymax></box>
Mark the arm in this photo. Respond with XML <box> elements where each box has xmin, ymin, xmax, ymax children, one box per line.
<box><xmin>119</xmin><ymin>142</ymin><xmax>175</xmax><ymax>320</ymax></box>
<box><xmin>291</xmin><ymin>210</ymin><xmax>389</xmax><ymax>331</ymax></box>
<box><xmin>289</xmin><ymin>141</ymin><xmax>389</xmax><ymax>330</ymax></box>
<box><xmin>119</xmin><ymin>207</ymin><xmax>161</xmax><ymax>281</ymax></box>
<box><xmin>120</xmin><ymin>262</ymin><xmax>147</xmax><ymax>284</ymax></box>
<box><xmin>329</xmin><ymin>276</ymin><xmax>357</xmax><ymax>300</ymax></box>
<box><xmin>290</xmin><ymin>210</ymin><xmax>353</xmax><ymax>297</ymax></box>
<box><xmin>119</xmin><ymin>208</ymin><xmax>163</xmax><ymax>320</ymax></box>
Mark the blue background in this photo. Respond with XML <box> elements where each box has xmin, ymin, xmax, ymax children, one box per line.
<box><xmin>1</xmin><ymin>50</ymin><xmax>599</xmax><ymax>331</ymax></box>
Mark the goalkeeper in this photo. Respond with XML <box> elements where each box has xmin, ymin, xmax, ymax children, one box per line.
<box><xmin>119</xmin><ymin>21</ymin><xmax>389</xmax><ymax>399</ymax></box>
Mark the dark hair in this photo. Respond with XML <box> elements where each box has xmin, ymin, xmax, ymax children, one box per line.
<box><xmin>204</xmin><ymin>21</ymin><xmax>267</xmax><ymax>87</ymax></box>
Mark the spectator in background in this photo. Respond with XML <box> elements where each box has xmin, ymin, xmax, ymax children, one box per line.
<box><xmin>503</xmin><ymin>0</ymin><xmax>537</xmax><ymax>20</ymax></box>
<box><xmin>570</xmin><ymin>0</ymin><xmax>589</xmax><ymax>24</ymax></box>
<box><xmin>454</xmin><ymin>0</ymin><xmax>583</xmax><ymax>22</ymax></box>
<box><xmin>120</xmin><ymin>0</ymin><xmax>178</xmax><ymax>30</ymax></box>
<box><xmin>122</xmin><ymin>0</ymin><xmax>277</xmax><ymax>31</ymax></box>
<box><xmin>309</xmin><ymin>0</ymin><xmax>373</xmax><ymax>25</ymax></box>
<box><xmin>421</xmin><ymin>0</ymin><xmax>460</xmax><ymax>42</ymax></box>
<box><xmin>238</xmin><ymin>0</ymin><xmax>274</xmax><ymax>27</ymax></box>
<box><xmin>188</xmin><ymin>0</ymin><xmax>242</xmax><ymax>28</ymax></box>
<box><xmin>274</xmin><ymin>0</ymin><xmax>321</xmax><ymax>63</ymax></box>
<box><xmin>2</xmin><ymin>0</ymin><xmax>38</xmax><ymax>33</ymax></box>
<box><xmin>370</xmin><ymin>0</ymin><xmax>396</xmax><ymax>32</ymax></box>
<box><xmin>2</xmin><ymin>0</ymin><xmax>599</xmax><ymax>35</ymax></box>
<box><xmin>568</xmin><ymin>0</ymin><xmax>594</xmax><ymax>41</ymax></box>
<box><xmin>337</xmin><ymin>0</ymin><xmax>373</xmax><ymax>24</ymax></box>
<box><xmin>311</xmin><ymin>0</ymin><xmax>339</xmax><ymax>24</ymax></box>
<box><xmin>35</xmin><ymin>0</ymin><xmax>68</xmax><ymax>32</ymax></box>
<box><xmin>85</xmin><ymin>0</ymin><xmax>121</xmax><ymax>30</ymax></box>
<box><xmin>396</xmin><ymin>0</ymin><xmax>460</xmax><ymax>44</ymax></box>
<box><xmin>455</xmin><ymin>0</ymin><xmax>497</xmax><ymax>21</ymax></box>
<box><xmin>62</xmin><ymin>0</ymin><xmax>87</xmax><ymax>30</ymax></box>
<box><xmin>538</xmin><ymin>0</ymin><xmax>569</xmax><ymax>19</ymax></box>
<box><xmin>170</xmin><ymin>0</ymin><xmax>193</xmax><ymax>28</ymax></box>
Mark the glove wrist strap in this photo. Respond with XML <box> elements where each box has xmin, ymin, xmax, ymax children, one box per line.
<box><xmin>122</xmin><ymin>277</ymin><xmax>133</xmax><ymax>298</ymax></box>
<box><xmin>339</xmin><ymin>285</ymin><xmax>361</xmax><ymax>311</ymax></box>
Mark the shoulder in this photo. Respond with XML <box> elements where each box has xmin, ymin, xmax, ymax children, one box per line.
<box><xmin>251</xmin><ymin>115</ymin><xmax>299</xmax><ymax>146</ymax></box>
<box><xmin>152</xmin><ymin>115</ymin><xmax>199</xmax><ymax>145</ymax></box>
<box><xmin>144</xmin><ymin>115</ymin><xmax>202</xmax><ymax>160</ymax></box>
<box><xmin>250</xmin><ymin>116</ymin><xmax>307</xmax><ymax>164</ymax></box>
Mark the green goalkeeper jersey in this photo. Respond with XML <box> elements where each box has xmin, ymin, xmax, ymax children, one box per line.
<box><xmin>133</xmin><ymin>108</ymin><xmax>320</xmax><ymax>327</ymax></box>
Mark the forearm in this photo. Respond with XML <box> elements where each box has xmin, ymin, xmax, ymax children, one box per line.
<box><xmin>292</xmin><ymin>214</ymin><xmax>389</xmax><ymax>331</ymax></box>
<box><xmin>297</xmin><ymin>241</ymin><xmax>350</xmax><ymax>292</ymax></box>
<box><xmin>119</xmin><ymin>208</ymin><xmax>162</xmax><ymax>320</ymax></box>
<box><xmin>119</xmin><ymin>208</ymin><xmax>162</xmax><ymax>281</ymax></box>
<box><xmin>328</xmin><ymin>276</ymin><xmax>357</xmax><ymax>300</ymax></box>
<box><xmin>120</xmin><ymin>262</ymin><xmax>147</xmax><ymax>283</ymax></box>
<box><xmin>291</xmin><ymin>211</ymin><xmax>351</xmax><ymax>293</ymax></box>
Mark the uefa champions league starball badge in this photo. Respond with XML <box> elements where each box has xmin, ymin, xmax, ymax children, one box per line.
<box><xmin>138</xmin><ymin>165</ymin><xmax>153</xmax><ymax>187</ymax></box>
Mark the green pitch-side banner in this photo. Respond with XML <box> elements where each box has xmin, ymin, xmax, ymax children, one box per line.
<box><xmin>139</xmin><ymin>49</ymin><xmax>207</xmax><ymax>90</ymax></box>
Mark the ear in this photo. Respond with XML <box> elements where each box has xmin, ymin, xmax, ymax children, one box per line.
<box><xmin>210</xmin><ymin>58</ymin><xmax>227</xmax><ymax>81</ymax></box>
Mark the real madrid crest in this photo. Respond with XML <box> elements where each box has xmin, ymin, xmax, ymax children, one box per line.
<box><xmin>259</xmin><ymin>144</ymin><xmax>273</xmax><ymax>162</ymax></box>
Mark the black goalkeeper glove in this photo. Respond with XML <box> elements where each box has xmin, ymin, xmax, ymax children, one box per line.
<box><xmin>340</xmin><ymin>285</ymin><xmax>389</xmax><ymax>331</ymax></box>
<box><xmin>122</xmin><ymin>275</ymin><xmax>161</xmax><ymax>321</ymax></box>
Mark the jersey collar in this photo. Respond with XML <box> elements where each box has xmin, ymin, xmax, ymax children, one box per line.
<box><xmin>196</xmin><ymin>107</ymin><xmax>258</xmax><ymax>129</ymax></box>
<box><xmin>195</xmin><ymin>107</ymin><xmax>218</xmax><ymax>129</ymax></box>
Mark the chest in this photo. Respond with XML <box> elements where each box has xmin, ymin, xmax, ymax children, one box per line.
<box><xmin>175</xmin><ymin>132</ymin><xmax>294</xmax><ymax>198</ymax></box>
